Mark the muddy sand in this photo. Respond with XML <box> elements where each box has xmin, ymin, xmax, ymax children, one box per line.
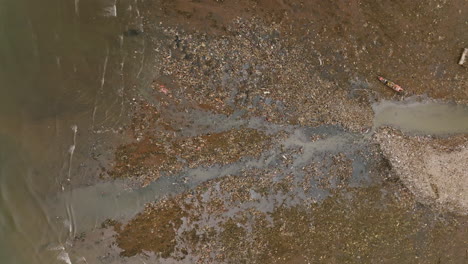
<box><xmin>65</xmin><ymin>1</ymin><xmax>468</xmax><ymax>263</ymax></box>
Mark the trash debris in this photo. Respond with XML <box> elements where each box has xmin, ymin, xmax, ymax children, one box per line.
<box><xmin>377</xmin><ymin>76</ymin><xmax>404</xmax><ymax>93</ymax></box>
<box><xmin>458</xmin><ymin>48</ymin><xmax>468</xmax><ymax>65</ymax></box>
<box><xmin>159</xmin><ymin>84</ymin><xmax>169</xmax><ymax>94</ymax></box>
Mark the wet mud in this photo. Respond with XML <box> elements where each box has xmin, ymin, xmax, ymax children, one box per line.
<box><xmin>142</xmin><ymin>0</ymin><xmax>468</xmax><ymax>101</ymax></box>
<box><xmin>73</xmin><ymin>155</ymin><xmax>467</xmax><ymax>263</ymax></box>
<box><xmin>62</xmin><ymin>0</ymin><xmax>468</xmax><ymax>263</ymax></box>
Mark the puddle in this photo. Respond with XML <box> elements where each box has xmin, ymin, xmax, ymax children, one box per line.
<box><xmin>373</xmin><ymin>100</ymin><xmax>468</xmax><ymax>135</ymax></box>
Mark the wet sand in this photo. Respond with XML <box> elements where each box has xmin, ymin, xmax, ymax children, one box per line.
<box><xmin>36</xmin><ymin>0</ymin><xmax>468</xmax><ymax>263</ymax></box>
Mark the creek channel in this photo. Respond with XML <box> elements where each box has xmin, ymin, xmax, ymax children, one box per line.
<box><xmin>44</xmin><ymin>99</ymin><xmax>468</xmax><ymax>263</ymax></box>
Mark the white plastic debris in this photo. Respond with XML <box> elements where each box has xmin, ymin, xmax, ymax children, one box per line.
<box><xmin>458</xmin><ymin>48</ymin><xmax>468</xmax><ymax>65</ymax></box>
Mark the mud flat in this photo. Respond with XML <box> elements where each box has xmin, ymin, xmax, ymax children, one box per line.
<box><xmin>53</xmin><ymin>0</ymin><xmax>468</xmax><ymax>263</ymax></box>
<box><xmin>375</xmin><ymin>127</ymin><xmax>468</xmax><ymax>214</ymax></box>
<box><xmin>70</xmin><ymin>165</ymin><xmax>468</xmax><ymax>264</ymax></box>
<box><xmin>63</xmin><ymin>126</ymin><xmax>468</xmax><ymax>263</ymax></box>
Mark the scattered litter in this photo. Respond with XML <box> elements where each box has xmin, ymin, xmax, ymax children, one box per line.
<box><xmin>377</xmin><ymin>76</ymin><xmax>404</xmax><ymax>93</ymax></box>
<box><xmin>458</xmin><ymin>48</ymin><xmax>467</xmax><ymax>65</ymax></box>
<box><xmin>159</xmin><ymin>85</ymin><xmax>169</xmax><ymax>94</ymax></box>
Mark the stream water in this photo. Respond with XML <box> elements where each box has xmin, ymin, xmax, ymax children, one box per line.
<box><xmin>373</xmin><ymin>99</ymin><xmax>468</xmax><ymax>135</ymax></box>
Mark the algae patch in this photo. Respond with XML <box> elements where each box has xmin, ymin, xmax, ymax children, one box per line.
<box><xmin>116</xmin><ymin>200</ymin><xmax>188</xmax><ymax>258</ymax></box>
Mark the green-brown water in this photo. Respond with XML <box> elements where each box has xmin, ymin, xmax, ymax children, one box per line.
<box><xmin>0</xmin><ymin>0</ymin><xmax>155</xmax><ymax>263</ymax></box>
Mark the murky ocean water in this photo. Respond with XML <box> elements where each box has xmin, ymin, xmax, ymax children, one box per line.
<box><xmin>0</xmin><ymin>0</ymin><xmax>155</xmax><ymax>263</ymax></box>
